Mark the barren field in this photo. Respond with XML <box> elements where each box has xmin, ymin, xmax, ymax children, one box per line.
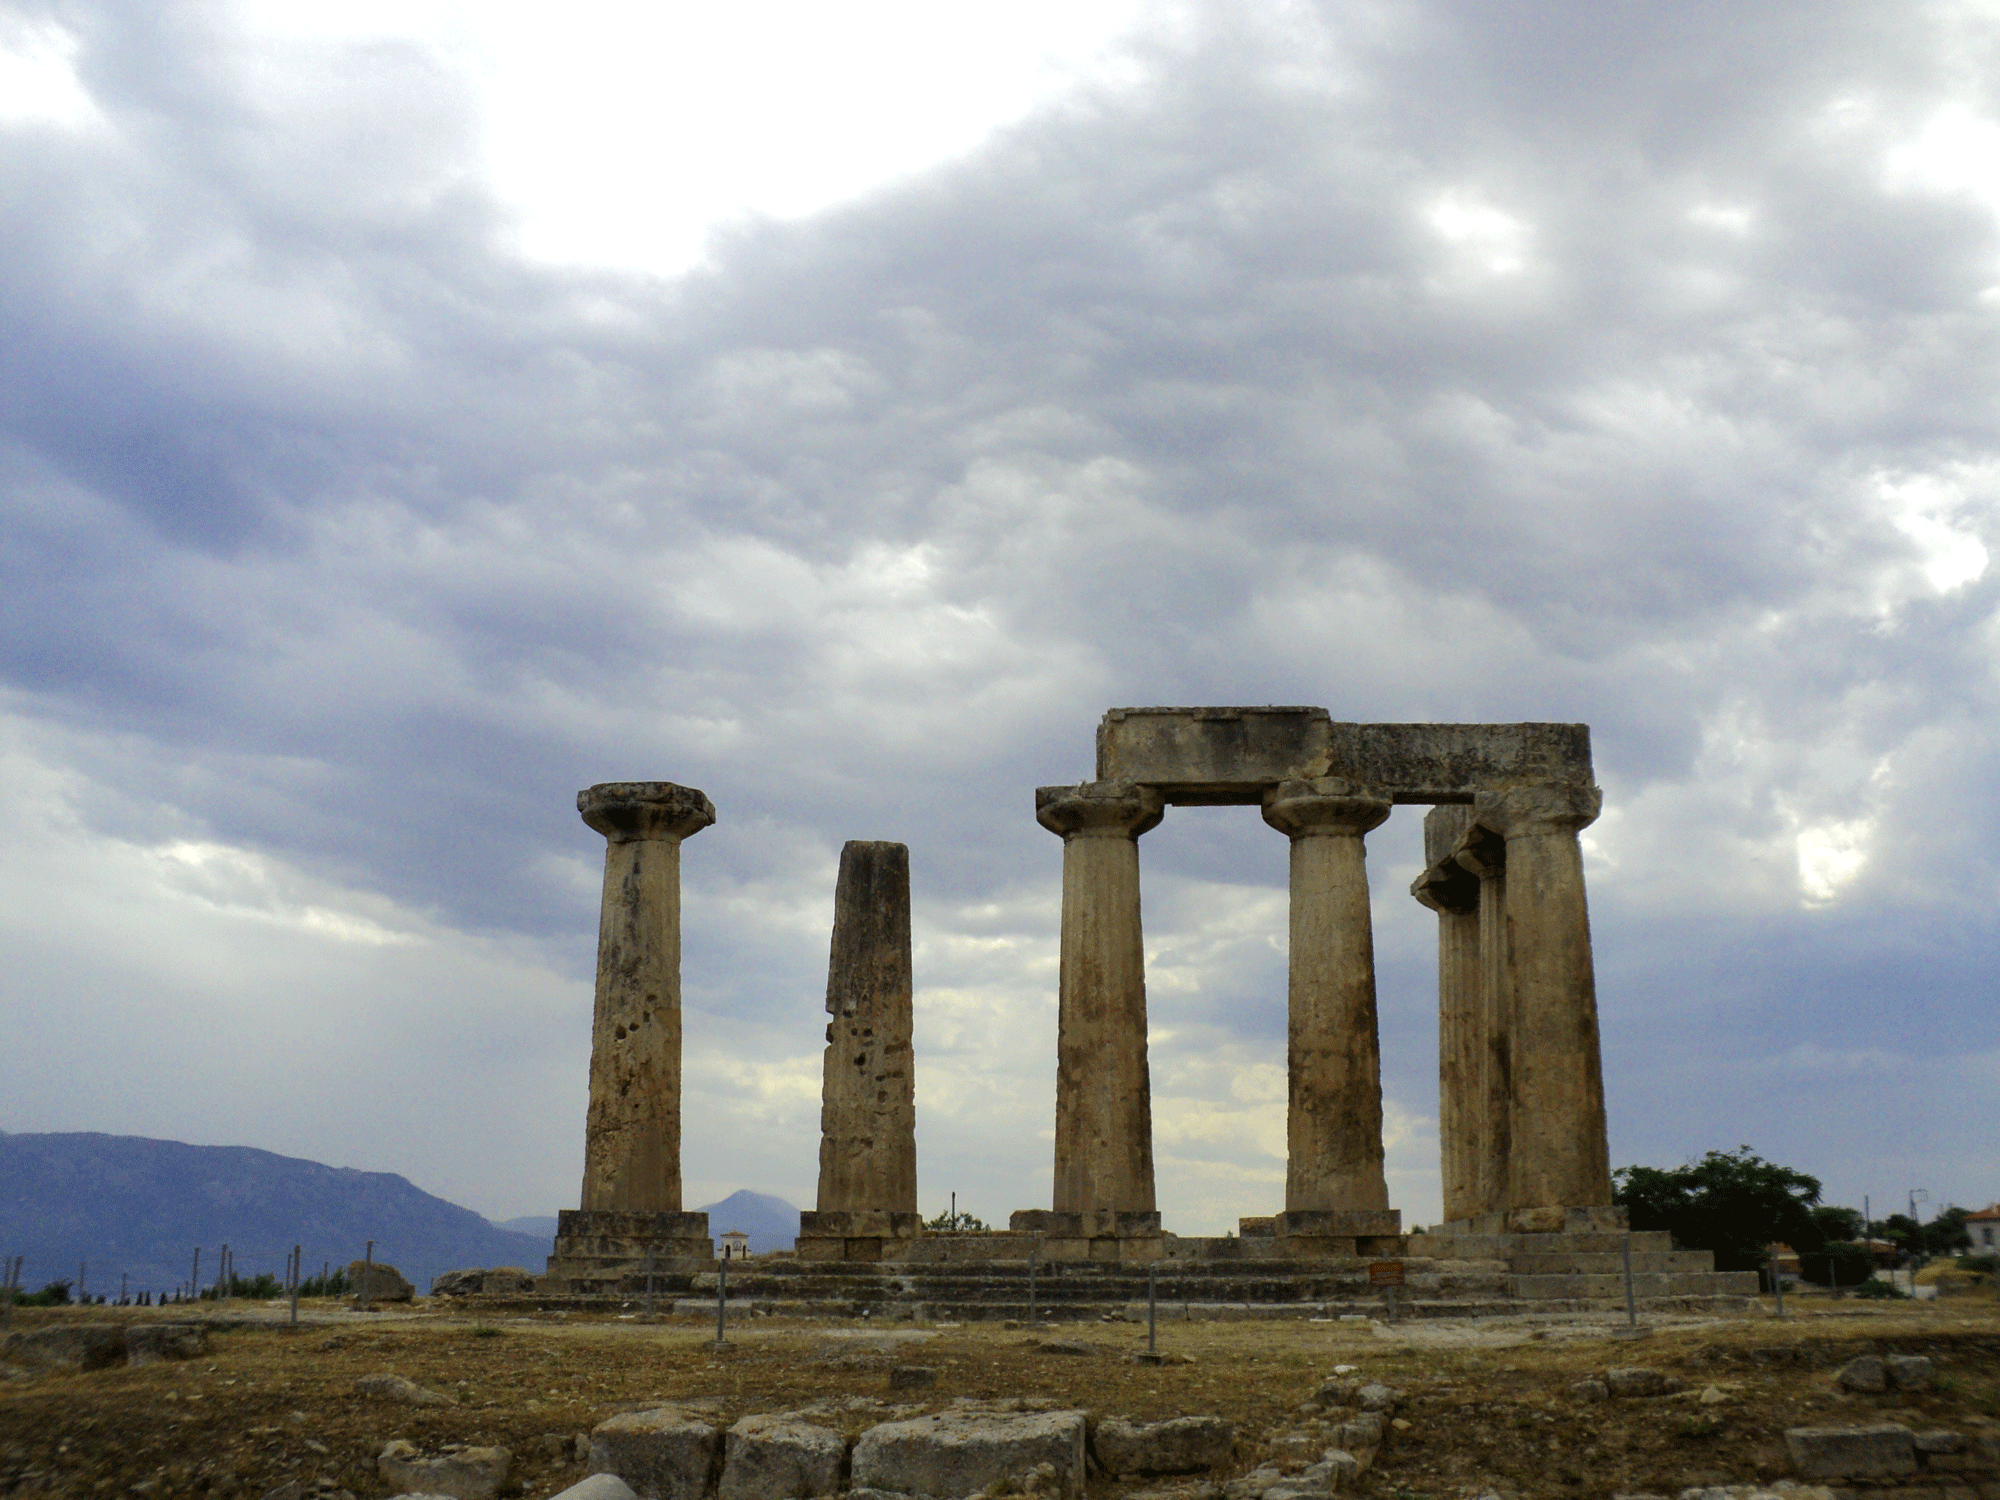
<box><xmin>5</xmin><ymin>1296</ymin><xmax>1998</xmax><ymax>1500</ymax></box>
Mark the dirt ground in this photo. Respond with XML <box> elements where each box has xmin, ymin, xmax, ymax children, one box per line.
<box><xmin>4</xmin><ymin>1295</ymin><xmax>1998</xmax><ymax>1500</ymax></box>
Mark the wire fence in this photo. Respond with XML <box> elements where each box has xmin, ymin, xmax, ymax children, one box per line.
<box><xmin>0</xmin><ymin>1243</ymin><xmax>545</xmax><ymax>1304</ymax></box>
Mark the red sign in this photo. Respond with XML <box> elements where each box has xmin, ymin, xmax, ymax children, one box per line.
<box><xmin>1367</xmin><ymin>1260</ymin><xmax>1406</xmax><ymax>1288</ymax></box>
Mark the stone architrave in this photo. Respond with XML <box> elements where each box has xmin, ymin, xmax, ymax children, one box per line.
<box><xmin>1411</xmin><ymin>805</ymin><xmax>1480</xmax><ymax>1225</ymax></box>
<box><xmin>799</xmin><ymin>840</ymin><xmax>922</xmax><ymax>1259</ymax></box>
<box><xmin>1261</xmin><ymin>778</ymin><xmax>1393</xmax><ymax>1216</ymax></box>
<box><xmin>1036</xmin><ymin>781</ymin><xmax>1165</xmax><ymax>1222</ymax></box>
<box><xmin>577</xmin><ymin>781</ymin><xmax>715</xmax><ymax>1213</ymax></box>
<box><xmin>1474</xmin><ymin>781</ymin><xmax>1612</xmax><ymax>1223</ymax></box>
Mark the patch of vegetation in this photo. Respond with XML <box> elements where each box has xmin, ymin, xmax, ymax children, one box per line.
<box><xmin>1614</xmin><ymin>1145</ymin><xmax>1822</xmax><ymax>1272</ymax></box>
<box><xmin>1852</xmin><ymin>1277</ymin><xmax>1906</xmax><ymax>1299</ymax></box>
<box><xmin>472</xmin><ymin>1325</ymin><xmax>503</xmax><ymax>1338</ymax></box>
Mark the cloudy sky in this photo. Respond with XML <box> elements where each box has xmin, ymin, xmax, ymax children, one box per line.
<box><xmin>4</xmin><ymin>0</ymin><xmax>1997</xmax><ymax>1240</ymax></box>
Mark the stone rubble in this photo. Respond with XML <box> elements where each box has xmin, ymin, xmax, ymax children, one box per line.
<box><xmin>375</xmin><ymin>1442</ymin><xmax>510</xmax><ymax>1500</ymax></box>
<box><xmin>354</xmin><ymin>1374</ymin><xmax>454</xmax><ymax>1407</ymax></box>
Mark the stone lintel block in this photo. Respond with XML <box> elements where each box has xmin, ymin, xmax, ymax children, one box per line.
<box><xmin>798</xmin><ymin>1210</ymin><xmax>923</xmax><ymax>1239</ymax></box>
<box><xmin>1093</xmin><ymin>709</ymin><xmax>1592</xmax><ymax>805</ymax></box>
<box><xmin>558</xmin><ymin>1209</ymin><xmax>713</xmax><ymax>1242</ymax></box>
<box><xmin>1010</xmin><ymin>1209</ymin><xmax>1163</xmax><ymax>1238</ymax></box>
<box><xmin>1783</xmin><ymin>1424</ymin><xmax>1918</xmax><ymax>1480</ymax></box>
<box><xmin>1278</xmin><ymin>1209</ymin><xmax>1403</xmax><ymax>1239</ymax></box>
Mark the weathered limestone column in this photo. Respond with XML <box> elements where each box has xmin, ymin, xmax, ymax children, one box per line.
<box><xmin>1452</xmin><ymin>822</ymin><xmax>1511</xmax><ymax>1221</ymax></box>
<box><xmin>798</xmin><ymin>841</ymin><xmax>921</xmax><ymax>1260</ymax></box>
<box><xmin>1036</xmin><ymin>781</ymin><xmax>1164</xmax><ymax>1222</ymax></box>
<box><xmin>542</xmin><ymin>782</ymin><xmax>716</xmax><ymax>1292</ymax></box>
<box><xmin>1262</xmin><ymin>778</ymin><xmax>1393</xmax><ymax>1224</ymax></box>
<box><xmin>1474</xmin><ymin>781</ymin><xmax>1612</xmax><ymax>1226</ymax></box>
<box><xmin>1411</xmin><ymin>804</ymin><xmax>1481</xmax><ymax>1226</ymax></box>
<box><xmin>576</xmin><ymin>781</ymin><xmax>715</xmax><ymax>1212</ymax></box>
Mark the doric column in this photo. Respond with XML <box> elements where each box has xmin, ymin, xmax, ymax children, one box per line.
<box><xmin>1036</xmin><ymin>781</ymin><xmax>1165</xmax><ymax>1216</ymax></box>
<box><xmin>576</xmin><ymin>781</ymin><xmax>715</xmax><ymax>1213</ymax></box>
<box><xmin>814</xmin><ymin>840</ymin><xmax>918</xmax><ymax>1216</ymax></box>
<box><xmin>1452</xmin><ymin>821</ymin><xmax>1511</xmax><ymax>1220</ymax></box>
<box><xmin>1473</xmin><ymin>781</ymin><xmax>1612</xmax><ymax>1220</ymax></box>
<box><xmin>1262</xmin><ymin>778</ymin><xmax>1392</xmax><ymax>1213</ymax></box>
<box><xmin>1412</xmin><ymin>805</ymin><xmax>1481</xmax><ymax>1225</ymax></box>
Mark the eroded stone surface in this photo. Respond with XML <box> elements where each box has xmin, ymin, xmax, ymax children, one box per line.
<box><xmin>1092</xmin><ymin>1417</ymin><xmax>1235</xmax><ymax>1475</ymax></box>
<box><xmin>1782</xmin><ymin>1424</ymin><xmax>1917</xmax><ymax>1480</ymax></box>
<box><xmin>348</xmin><ymin>1260</ymin><xmax>415</xmax><ymax>1304</ymax></box>
<box><xmin>126</xmin><ymin>1324</ymin><xmax>208</xmax><ymax>1365</ymax></box>
<box><xmin>0</xmin><ymin>1324</ymin><xmax>126</xmax><ymax>1370</ymax></box>
<box><xmin>850</xmin><ymin>1409</ymin><xmax>1086</xmax><ymax>1500</ymax></box>
<box><xmin>717</xmin><ymin>1413</ymin><xmax>845</xmax><ymax>1500</ymax></box>
<box><xmin>815</xmin><ymin>841</ymin><xmax>917</xmax><ymax>1220</ymax></box>
<box><xmin>376</xmin><ymin>1442</ymin><xmax>509</xmax><ymax>1500</ymax></box>
<box><xmin>589</xmin><ymin>1410</ymin><xmax>721</xmax><ymax>1500</ymax></box>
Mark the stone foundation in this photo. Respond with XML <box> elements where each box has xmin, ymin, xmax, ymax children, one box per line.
<box><xmin>794</xmin><ymin>1209</ymin><xmax>925</xmax><ymax>1262</ymax></box>
<box><xmin>542</xmin><ymin>1208</ymin><xmax>713</xmax><ymax>1292</ymax></box>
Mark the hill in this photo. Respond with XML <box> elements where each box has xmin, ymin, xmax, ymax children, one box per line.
<box><xmin>0</xmin><ymin>1131</ymin><xmax>550</xmax><ymax>1296</ymax></box>
<box><xmin>495</xmin><ymin>1192</ymin><xmax>800</xmax><ymax>1253</ymax></box>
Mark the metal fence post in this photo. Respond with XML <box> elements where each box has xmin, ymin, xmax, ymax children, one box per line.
<box><xmin>715</xmin><ymin>1258</ymin><xmax>727</xmax><ymax>1345</ymax></box>
<box><xmin>1147</xmin><ymin>1266</ymin><xmax>1157</xmax><ymax>1356</ymax></box>
<box><xmin>1622</xmin><ymin>1232</ymin><xmax>1638</xmax><ymax>1328</ymax></box>
<box><xmin>645</xmin><ymin>1246</ymin><xmax>656</xmax><ymax>1318</ymax></box>
<box><xmin>362</xmin><ymin>1240</ymin><xmax>374</xmax><ymax>1312</ymax></box>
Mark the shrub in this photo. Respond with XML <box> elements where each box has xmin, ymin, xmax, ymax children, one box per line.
<box><xmin>1852</xmin><ymin>1277</ymin><xmax>1906</xmax><ymax>1299</ymax></box>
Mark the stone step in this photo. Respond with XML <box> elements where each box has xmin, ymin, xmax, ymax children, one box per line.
<box><xmin>1508</xmin><ymin>1270</ymin><xmax>1759</xmax><ymax>1300</ymax></box>
<box><xmin>1407</xmin><ymin>1231</ymin><xmax>1674</xmax><ymax>1258</ymax></box>
<box><xmin>1506</xmin><ymin>1252</ymin><xmax>1718</xmax><ymax>1275</ymax></box>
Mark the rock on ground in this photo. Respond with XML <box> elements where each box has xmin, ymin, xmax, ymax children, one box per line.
<box><xmin>1832</xmin><ymin>1356</ymin><xmax>1886</xmax><ymax>1394</ymax></box>
<box><xmin>126</xmin><ymin>1324</ymin><xmax>208</xmax><ymax>1365</ymax></box>
<box><xmin>0</xmin><ymin>1324</ymin><xmax>127</xmax><ymax>1371</ymax></box>
<box><xmin>431</xmin><ymin>1269</ymin><xmax>535</xmax><ymax>1298</ymax></box>
<box><xmin>1606</xmin><ymin>1369</ymin><xmax>1684</xmax><ymax>1398</ymax></box>
<box><xmin>1782</xmin><ymin>1424</ymin><xmax>1918</xmax><ymax>1481</ymax></box>
<box><xmin>1092</xmin><ymin>1417</ymin><xmax>1235</xmax><ymax>1476</ymax></box>
<box><xmin>851</xmin><ymin>1409</ymin><xmax>1086</xmax><ymax>1500</ymax></box>
<box><xmin>718</xmin><ymin>1413</ymin><xmax>846</xmax><ymax>1500</ymax></box>
<box><xmin>550</xmin><ymin>1477</ymin><xmax>640</xmax><ymax>1500</ymax></box>
<box><xmin>590</xmin><ymin>1410</ymin><xmax>722</xmax><ymax>1500</ymax></box>
<box><xmin>355</xmin><ymin>1374</ymin><xmax>453</xmax><ymax>1407</ymax></box>
<box><xmin>1884</xmin><ymin>1353</ymin><xmax>1933</xmax><ymax>1391</ymax></box>
<box><xmin>376</xmin><ymin>1442</ymin><xmax>510</xmax><ymax>1500</ymax></box>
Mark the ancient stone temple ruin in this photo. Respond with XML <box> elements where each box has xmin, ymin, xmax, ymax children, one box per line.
<box><xmin>540</xmin><ymin>714</ymin><xmax>1757</xmax><ymax>1318</ymax></box>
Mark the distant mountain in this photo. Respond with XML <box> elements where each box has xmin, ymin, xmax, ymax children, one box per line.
<box><xmin>700</xmin><ymin>1189</ymin><xmax>798</xmax><ymax>1253</ymax></box>
<box><xmin>0</xmin><ymin>1131</ymin><xmax>551</xmax><ymax>1296</ymax></box>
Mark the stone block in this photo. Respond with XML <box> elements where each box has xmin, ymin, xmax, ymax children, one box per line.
<box><xmin>126</xmin><ymin>1324</ymin><xmax>208</xmax><ymax>1365</ymax></box>
<box><xmin>1009</xmin><ymin>1210</ymin><xmax>1162</xmax><ymax>1238</ymax></box>
<box><xmin>376</xmin><ymin>1442</ymin><xmax>510</xmax><ymax>1500</ymax></box>
<box><xmin>1092</xmin><ymin>1417</ymin><xmax>1235</xmax><ymax>1475</ymax></box>
<box><xmin>1092</xmin><ymin>708</ymin><xmax>1591</xmax><ymax>804</ymax></box>
<box><xmin>1835</xmin><ymin>1356</ymin><xmax>1888</xmax><ymax>1393</ymax></box>
<box><xmin>1917</xmin><ymin>1433</ymin><xmax>1966</xmax><ymax>1455</ymax></box>
<box><xmin>1</xmin><ymin>1324</ymin><xmax>127</xmax><ymax>1370</ymax></box>
<box><xmin>1238</xmin><ymin>1218</ymin><xmax>1276</xmax><ymax>1237</ymax></box>
<box><xmin>590</xmin><ymin>1411</ymin><xmax>722</xmax><ymax>1500</ymax></box>
<box><xmin>718</xmin><ymin>1414</ymin><xmax>846</xmax><ymax>1500</ymax></box>
<box><xmin>431</xmin><ymin>1268</ymin><xmax>535</xmax><ymax>1298</ymax></box>
<box><xmin>355</xmin><ymin>1373</ymin><xmax>453</xmax><ymax>1406</ymax></box>
<box><xmin>798</xmin><ymin>1211</ymin><xmax>923</xmax><ymax>1240</ymax></box>
<box><xmin>1784</xmin><ymin>1424</ymin><xmax>1917</xmax><ymax>1480</ymax></box>
<box><xmin>1276</xmin><ymin>1210</ymin><xmax>1402</xmax><ymax>1240</ymax></box>
<box><xmin>851</xmin><ymin>1409</ymin><xmax>1086</xmax><ymax>1499</ymax></box>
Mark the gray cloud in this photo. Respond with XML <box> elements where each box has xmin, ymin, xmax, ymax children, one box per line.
<box><xmin>2</xmin><ymin>0</ymin><xmax>1996</xmax><ymax>1227</ymax></box>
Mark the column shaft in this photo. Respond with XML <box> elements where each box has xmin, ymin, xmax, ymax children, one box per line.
<box><xmin>1264</xmin><ymin>779</ymin><xmax>1392</xmax><ymax>1213</ymax></box>
<box><xmin>577</xmin><ymin>782</ymin><xmax>715</xmax><ymax>1214</ymax></box>
<box><xmin>816</xmin><ymin>841</ymin><xmax>918</xmax><ymax>1214</ymax></box>
<box><xmin>1478</xmin><ymin>783</ymin><xmax>1612</xmax><ymax>1215</ymax></box>
<box><xmin>1475</xmin><ymin>854</ymin><xmax>1510</xmax><ymax>1217</ymax></box>
<box><xmin>1039</xmin><ymin>783</ymin><xmax>1163</xmax><ymax>1215</ymax></box>
<box><xmin>1416</xmin><ymin>804</ymin><xmax>1481</xmax><ymax>1225</ymax></box>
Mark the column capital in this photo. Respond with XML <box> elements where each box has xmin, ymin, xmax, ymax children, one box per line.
<box><xmin>1261</xmin><ymin>778</ymin><xmax>1390</xmax><ymax>839</ymax></box>
<box><xmin>1473</xmin><ymin>781</ymin><xmax>1602</xmax><ymax>838</ymax></box>
<box><xmin>1411</xmin><ymin>858</ymin><xmax>1479</xmax><ymax>915</ymax></box>
<box><xmin>1451</xmin><ymin>823</ymin><xmax>1508</xmax><ymax>880</ymax></box>
<box><xmin>1035</xmin><ymin>781</ymin><xmax>1165</xmax><ymax>839</ymax></box>
<box><xmin>578</xmin><ymin>782</ymin><xmax>717</xmax><ymax>844</ymax></box>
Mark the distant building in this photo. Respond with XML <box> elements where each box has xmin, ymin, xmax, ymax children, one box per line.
<box><xmin>718</xmin><ymin>1230</ymin><xmax>751</xmax><ymax>1260</ymax></box>
<box><xmin>1967</xmin><ymin>1205</ymin><xmax>2000</xmax><ymax>1253</ymax></box>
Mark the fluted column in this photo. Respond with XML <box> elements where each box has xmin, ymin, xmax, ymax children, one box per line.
<box><xmin>1474</xmin><ymin>781</ymin><xmax>1611</xmax><ymax>1219</ymax></box>
<box><xmin>1412</xmin><ymin>805</ymin><xmax>1481</xmax><ymax>1225</ymax></box>
<box><xmin>1036</xmin><ymin>781</ymin><xmax>1165</xmax><ymax>1215</ymax></box>
<box><xmin>576</xmin><ymin>781</ymin><xmax>715</xmax><ymax>1213</ymax></box>
<box><xmin>1262</xmin><ymin>778</ymin><xmax>1392</xmax><ymax>1213</ymax></box>
<box><xmin>1452</xmin><ymin>821</ymin><xmax>1511</xmax><ymax>1220</ymax></box>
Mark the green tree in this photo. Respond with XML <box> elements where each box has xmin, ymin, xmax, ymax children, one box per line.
<box><xmin>923</xmin><ymin>1206</ymin><xmax>989</xmax><ymax>1233</ymax></box>
<box><xmin>1612</xmin><ymin>1146</ymin><xmax>1822</xmax><ymax>1272</ymax></box>
<box><xmin>1811</xmin><ymin>1205</ymin><xmax>1864</xmax><ymax>1242</ymax></box>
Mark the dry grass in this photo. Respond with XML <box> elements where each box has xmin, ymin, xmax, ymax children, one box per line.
<box><xmin>4</xmin><ymin>1295</ymin><xmax>1998</xmax><ymax>1500</ymax></box>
